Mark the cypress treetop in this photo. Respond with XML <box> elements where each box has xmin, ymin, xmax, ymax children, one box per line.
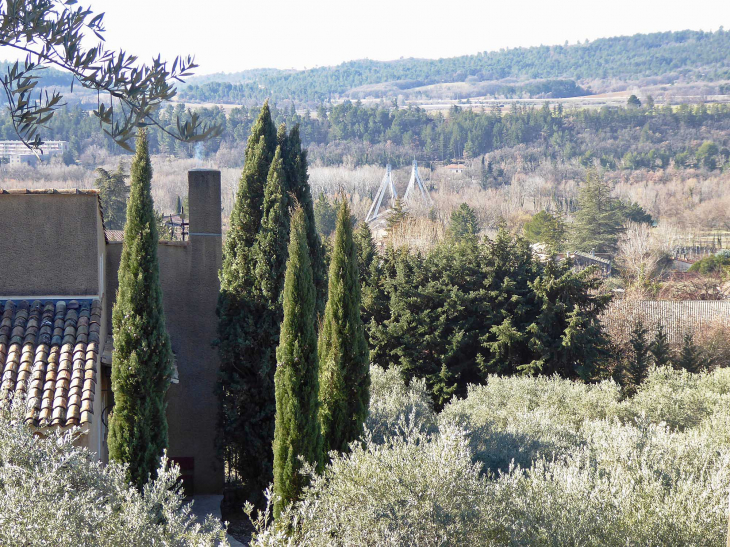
<box><xmin>223</xmin><ymin>100</ymin><xmax>277</xmax><ymax>263</ymax></box>
<box><xmin>319</xmin><ymin>200</ymin><xmax>370</xmax><ymax>456</ymax></box>
<box><xmin>273</xmin><ymin>208</ymin><xmax>322</xmax><ymax>518</ymax></box>
<box><xmin>254</xmin><ymin>146</ymin><xmax>290</xmax><ymax>306</ymax></box>
<box><xmin>281</xmin><ymin>124</ymin><xmax>327</xmax><ymax>316</ymax></box>
<box><xmin>108</xmin><ymin>129</ymin><xmax>173</xmax><ymax>490</ymax></box>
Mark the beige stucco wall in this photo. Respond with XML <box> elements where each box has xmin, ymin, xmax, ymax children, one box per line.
<box><xmin>0</xmin><ymin>193</ymin><xmax>100</xmax><ymax>297</ymax></box>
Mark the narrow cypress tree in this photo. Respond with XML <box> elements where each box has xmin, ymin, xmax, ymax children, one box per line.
<box><xmin>253</xmin><ymin>146</ymin><xmax>290</xmax><ymax>306</ymax></box>
<box><xmin>216</xmin><ymin>103</ymin><xmax>278</xmax><ymax>498</ymax></box>
<box><xmin>273</xmin><ymin>209</ymin><xmax>322</xmax><ymax>518</ymax></box>
<box><xmin>227</xmin><ymin>101</ymin><xmax>278</xmax><ymax>252</ymax></box>
<box><xmin>650</xmin><ymin>323</ymin><xmax>671</xmax><ymax>367</ymax></box>
<box><xmin>280</xmin><ymin>125</ymin><xmax>327</xmax><ymax>316</ymax></box>
<box><xmin>319</xmin><ymin>200</ymin><xmax>370</xmax><ymax>456</ymax></box>
<box><xmin>108</xmin><ymin>129</ymin><xmax>173</xmax><ymax>489</ymax></box>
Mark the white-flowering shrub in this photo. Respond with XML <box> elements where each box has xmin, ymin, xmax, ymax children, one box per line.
<box><xmin>366</xmin><ymin>365</ymin><xmax>436</xmax><ymax>442</ymax></box>
<box><xmin>0</xmin><ymin>399</ymin><xmax>227</xmax><ymax>546</ymax></box>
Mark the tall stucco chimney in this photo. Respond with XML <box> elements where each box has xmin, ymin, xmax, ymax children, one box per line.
<box><xmin>188</xmin><ymin>169</ymin><xmax>222</xmax><ymax>236</ymax></box>
<box><xmin>162</xmin><ymin>168</ymin><xmax>224</xmax><ymax>494</ymax></box>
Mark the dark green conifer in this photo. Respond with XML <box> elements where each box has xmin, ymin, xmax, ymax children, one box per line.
<box><xmin>254</xmin><ymin>147</ymin><xmax>290</xmax><ymax>306</ymax></box>
<box><xmin>319</xmin><ymin>201</ymin><xmax>370</xmax><ymax>456</ymax></box>
<box><xmin>273</xmin><ymin>209</ymin><xmax>322</xmax><ymax>518</ymax></box>
<box><xmin>650</xmin><ymin>323</ymin><xmax>671</xmax><ymax>367</ymax></box>
<box><xmin>572</xmin><ymin>170</ymin><xmax>624</xmax><ymax>254</ymax></box>
<box><xmin>354</xmin><ymin>222</ymin><xmax>376</xmax><ymax>286</ymax></box>
<box><xmin>313</xmin><ymin>193</ymin><xmax>337</xmax><ymax>238</ymax></box>
<box><xmin>353</xmin><ymin>221</ymin><xmax>385</xmax><ymax>335</ymax></box>
<box><xmin>676</xmin><ymin>333</ymin><xmax>702</xmax><ymax>373</ymax></box>
<box><xmin>280</xmin><ymin>124</ymin><xmax>327</xmax><ymax>316</ymax></box>
<box><xmin>227</xmin><ymin>101</ymin><xmax>278</xmax><ymax>252</ymax></box>
<box><xmin>625</xmin><ymin>319</ymin><xmax>651</xmax><ymax>392</ymax></box>
<box><xmin>448</xmin><ymin>203</ymin><xmax>479</xmax><ymax>242</ymax></box>
<box><xmin>108</xmin><ymin>129</ymin><xmax>173</xmax><ymax>489</ymax></box>
<box><xmin>216</xmin><ymin>103</ymin><xmax>278</xmax><ymax>499</ymax></box>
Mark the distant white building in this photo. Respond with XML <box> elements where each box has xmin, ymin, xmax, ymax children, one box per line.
<box><xmin>444</xmin><ymin>163</ymin><xmax>465</xmax><ymax>174</ymax></box>
<box><xmin>8</xmin><ymin>154</ymin><xmax>39</xmax><ymax>167</ymax></box>
<box><xmin>0</xmin><ymin>140</ymin><xmax>66</xmax><ymax>165</ymax></box>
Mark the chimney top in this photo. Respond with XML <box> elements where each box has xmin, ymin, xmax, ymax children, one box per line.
<box><xmin>188</xmin><ymin>170</ymin><xmax>221</xmax><ymax>236</ymax></box>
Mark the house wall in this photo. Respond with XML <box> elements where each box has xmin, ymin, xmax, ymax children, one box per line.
<box><xmin>0</xmin><ymin>192</ymin><xmax>100</xmax><ymax>297</ymax></box>
<box><xmin>84</xmin><ymin>204</ymin><xmax>109</xmax><ymax>459</ymax></box>
<box><xmin>105</xmin><ymin>170</ymin><xmax>223</xmax><ymax>494</ymax></box>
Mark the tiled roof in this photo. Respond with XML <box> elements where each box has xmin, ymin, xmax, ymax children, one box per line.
<box><xmin>105</xmin><ymin>229</ymin><xmax>124</xmax><ymax>242</ymax></box>
<box><xmin>0</xmin><ymin>299</ymin><xmax>101</xmax><ymax>428</ymax></box>
<box><xmin>0</xmin><ymin>188</ymin><xmax>100</xmax><ymax>195</ymax></box>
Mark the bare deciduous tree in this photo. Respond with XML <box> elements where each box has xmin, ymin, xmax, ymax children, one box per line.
<box><xmin>615</xmin><ymin>222</ymin><xmax>665</xmax><ymax>287</ymax></box>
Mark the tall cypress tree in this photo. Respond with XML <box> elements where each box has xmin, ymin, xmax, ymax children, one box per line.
<box><xmin>254</xmin><ymin>146</ymin><xmax>290</xmax><ymax>306</ymax></box>
<box><xmin>216</xmin><ymin>103</ymin><xmax>278</xmax><ymax>498</ymax></box>
<box><xmin>227</xmin><ymin>101</ymin><xmax>278</xmax><ymax>252</ymax></box>
<box><xmin>273</xmin><ymin>209</ymin><xmax>322</xmax><ymax>518</ymax></box>
<box><xmin>108</xmin><ymin>129</ymin><xmax>173</xmax><ymax>489</ymax></box>
<box><xmin>281</xmin><ymin>125</ymin><xmax>327</xmax><ymax>316</ymax></box>
<box><xmin>319</xmin><ymin>201</ymin><xmax>370</xmax><ymax>456</ymax></box>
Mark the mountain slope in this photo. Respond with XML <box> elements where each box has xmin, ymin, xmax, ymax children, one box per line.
<box><xmin>179</xmin><ymin>29</ymin><xmax>730</xmax><ymax>105</ymax></box>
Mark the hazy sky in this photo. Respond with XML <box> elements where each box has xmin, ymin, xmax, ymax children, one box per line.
<box><xmin>41</xmin><ymin>0</ymin><xmax>730</xmax><ymax>75</ymax></box>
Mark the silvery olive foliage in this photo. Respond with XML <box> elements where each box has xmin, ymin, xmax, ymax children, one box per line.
<box><xmin>439</xmin><ymin>373</ymin><xmax>623</xmax><ymax>473</ymax></box>
<box><xmin>249</xmin><ymin>365</ymin><xmax>730</xmax><ymax>546</ymax></box>
<box><xmin>0</xmin><ymin>397</ymin><xmax>227</xmax><ymax>546</ymax></box>
<box><xmin>365</xmin><ymin>365</ymin><xmax>436</xmax><ymax>442</ymax></box>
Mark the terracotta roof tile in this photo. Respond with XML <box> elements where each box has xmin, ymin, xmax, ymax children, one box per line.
<box><xmin>0</xmin><ymin>299</ymin><xmax>101</xmax><ymax>428</ymax></box>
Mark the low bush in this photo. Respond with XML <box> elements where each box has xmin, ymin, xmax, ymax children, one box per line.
<box><xmin>439</xmin><ymin>374</ymin><xmax>622</xmax><ymax>473</ymax></box>
<box><xmin>250</xmin><ymin>366</ymin><xmax>730</xmax><ymax>546</ymax></box>
<box><xmin>0</xmin><ymin>398</ymin><xmax>227</xmax><ymax>546</ymax></box>
<box><xmin>366</xmin><ymin>365</ymin><xmax>436</xmax><ymax>442</ymax></box>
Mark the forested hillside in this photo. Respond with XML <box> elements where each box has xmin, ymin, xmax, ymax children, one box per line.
<box><xmin>16</xmin><ymin>100</ymin><xmax>730</xmax><ymax>174</ymax></box>
<box><xmin>179</xmin><ymin>29</ymin><xmax>730</xmax><ymax>104</ymax></box>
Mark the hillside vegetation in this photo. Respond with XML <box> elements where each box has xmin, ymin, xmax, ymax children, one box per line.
<box><xmin>180</xmin><ymin>29</ymin><xmax>730</xmax><ymax>104</ymax></box>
